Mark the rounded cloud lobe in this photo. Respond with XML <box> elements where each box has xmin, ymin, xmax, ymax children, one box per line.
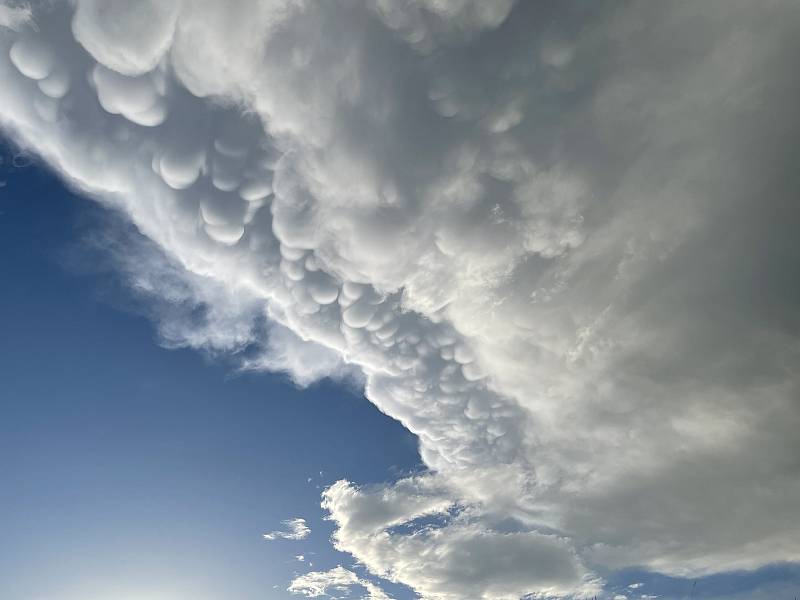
<box><xmin>1</xmin><ymin>1</ymin><xmax>799</xmax><ymax>598</ymax></box>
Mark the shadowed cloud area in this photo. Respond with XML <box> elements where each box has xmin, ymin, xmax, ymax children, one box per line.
<box><xmin>1</xmin><ymin>1</ymin><xmax>799</xmax><ymax>598</ymax></box>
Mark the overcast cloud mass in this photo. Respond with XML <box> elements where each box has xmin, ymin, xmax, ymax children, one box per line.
<box><xmin>1</xmin><ymin>1</ymin><xmax>799</xmax><ymax>598</ymax></box>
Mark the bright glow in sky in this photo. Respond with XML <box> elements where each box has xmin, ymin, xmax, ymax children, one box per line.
<box><xmin>1</xmin><ymin>2</ymin><xmax>800</xmax><ymax>599</ymax></box>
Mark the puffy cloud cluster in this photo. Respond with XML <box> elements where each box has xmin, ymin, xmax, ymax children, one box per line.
<box><xmin>263</xmin><ymin>517</ymin><xmax>311</xmax><ymax>541</ymax></box>
<box><xmin>1</xmin><ymin>1</ymin><xmax>799</xmax><ymax>598</ymax></box>
<box><xmin>288</xmin><ymin>565</ymin><xmax>392</xmax><ymax>600</ymax></box>
<box><xmin>320</xmin><ymin>477</ymin><xmax>599</xmax><ymax>599</ymax></box>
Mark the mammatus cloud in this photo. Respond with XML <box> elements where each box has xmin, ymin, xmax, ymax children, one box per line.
<box><xmin>1</xmin><ymin>1</ymin><xmax>799</xmax><ymax>598</ymax></box>
<box><xmin>288</xmin><ymin>565</ymin><xmax>393</xmax><ymax>600</ymax></box>
<box><xmin>262</xmin><ymin>518</ymin><xmax>311</xmax><ymax>541</ymax></box>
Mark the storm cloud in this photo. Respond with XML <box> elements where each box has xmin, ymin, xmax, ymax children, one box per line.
<box><xmin>1</xmin><ymin>1</ymin><xmax>799</xmax><ymax>598</ymax></box>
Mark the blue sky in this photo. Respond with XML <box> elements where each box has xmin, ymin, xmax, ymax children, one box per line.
<box><xmin>1</xmin><ymin>2</ymin><xmax>800</xmax><ymax>599</ymax></box>
<box><xmin>0</xmin><ymin>151</ymin><xmax>421</xmax><ymax>599</ymax></box>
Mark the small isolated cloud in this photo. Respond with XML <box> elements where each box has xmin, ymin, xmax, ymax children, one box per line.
<box><xmin>263</xmin><ymin>518</ymin><xmax>310</xmax><ymax>541</ymax></box>
<box><xmin>289</xmin><ymin>566</ymin><xmax>392</xmax><ymax>600</ymax></box>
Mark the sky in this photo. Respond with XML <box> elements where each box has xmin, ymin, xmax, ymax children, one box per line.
<box><xmin>0</xmin><ymin>146</ymin><xmax>423</xmax><ymax>599</ymax></box>
<box><xmin>0</xmin><ymin>1</ymin><xmax>799</xmax><ymax>600</ymax></box>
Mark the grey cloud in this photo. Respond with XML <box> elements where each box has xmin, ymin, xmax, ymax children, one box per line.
<box><xmin>0</xmin><ymin>2</ymin><xmax>29</xmax><ymax>31</ymax></box>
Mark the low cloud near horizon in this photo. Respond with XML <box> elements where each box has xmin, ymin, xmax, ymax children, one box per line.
<box><xmin>1</xmin><ymin>1</ymin><xmax>799</xmax><ymax>598</ymax></box>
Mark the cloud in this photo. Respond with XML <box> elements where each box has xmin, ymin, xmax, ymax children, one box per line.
<box><xmin>321</xmin><ymin>477</ymin><xmax>599</xmax><ymax>599</ymax></box>
<box><xmin>288</xmin><ymin>565</ymin><xmax>393</xmax><ymax>600</ymax></box>
<box><xmin>263</xmin><ymin>518</ymin><xmax>310</xmax><ymax>541</ymax></box>
<box><xmin>1</xmin><ymin>1</ymin><xmax>799</xmax><ymax>598</ymax></box>
<box><xmin>0</xmin><ymin>2</ymin><xmax>30</xmax><ymax>32</ymax></box>
<box><xmin>243</xmin><ymin>322</ymin><xmax>361</xmax><ymax>388</ymax></box>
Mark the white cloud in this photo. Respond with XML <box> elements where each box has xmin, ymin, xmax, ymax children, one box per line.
<box><xmin>288</xmin><ymin>566</ymin><xmax>392</xmax><ymax>600</ymax></box>
<box><xmin>263</xmin><ymin>518</ymin><xmax>311</xmax><ymax>541</ymax></box>
<box><xmin>71</xmin><ymin>0</ymin><xmax>179</xmax><ymax>77</ymax></box>
<box><xmin>1</xmin><ymin>1</ymin><xmax>799</xmax><ymax>598</ymax></box>
<box><xmin>321</xmin><ymin>477</ymin><xmax>599</xmax><ymax>599</ymax></box>
<box><xmin>243</xmin><ymin>322</ymin><xmax>361</xmax><ymax>388</ymax></box>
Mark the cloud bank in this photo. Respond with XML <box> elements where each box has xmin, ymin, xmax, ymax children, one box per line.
<box><xmin>1</xmin><ymin>1</ymin><xmax>799</xmax><ymax>598</ymax></box>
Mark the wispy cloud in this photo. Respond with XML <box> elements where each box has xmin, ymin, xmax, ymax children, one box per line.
<box><xmin>262</xmin><ymin>518</ymin><xmax>310</xmax><ymax>542</ymax></box>
<box><xmin>0</xmin><ymin>2</ymin><xmax>31</xmax><ymax>32</ymax></box>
